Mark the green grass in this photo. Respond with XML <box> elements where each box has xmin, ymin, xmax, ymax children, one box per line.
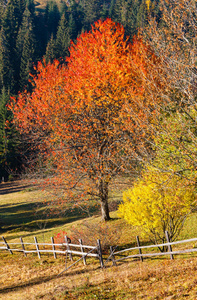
<box><xmin>0</xmin><ymin>180</ymin><xmax>101</xmax><ymax>241</ymax></box>
<box><xmin>179</xmin><ymin>213</ymin><xmax>197</xmax><ymax>240</ymax></box>
<box><xmin>0</xmin><ymin>177</ymin><xmax>130</xmax><ymax>243</ymax></box>
<box><xmin>1</xmin><ymin>180</ymin><xmax>197</xmax><ymax>299</ymax></box>
<box><xmin>1</xmin><ymin>178</ymin><xmax>197</xmax><ymax>245</ymax></box>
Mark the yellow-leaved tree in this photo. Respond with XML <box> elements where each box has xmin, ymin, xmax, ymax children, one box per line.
<box><xmin>118</xmin><ymin>168</ymin><xmax>196</xmax><ymax>251</ymax></box>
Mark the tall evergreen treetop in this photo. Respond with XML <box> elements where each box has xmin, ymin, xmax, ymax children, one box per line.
<box><xmin>55</xmin><ymin>13</ymin><xmax>70</xmax><ymax>59</ymax></box>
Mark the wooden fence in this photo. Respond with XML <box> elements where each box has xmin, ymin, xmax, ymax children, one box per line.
<box><xmin>0</xmin><ymin>235</ymin><xmax>104</xmax><ymax>268</ymax></box>
<box><xmin>105</xmin><ymin>231</ymin><xmax>197</xmax><ymax>267</ymax></box>
<box><xmin>2</xmin><ymin>231</ymin><xmax>197</xmax><ymax>271</ymax></box>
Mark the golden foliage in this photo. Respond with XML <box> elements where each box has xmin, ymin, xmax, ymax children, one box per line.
<box><xmin>118</xmin><ymin>168</ymin><xmax>196</xmax><ymax>245</ymax></box>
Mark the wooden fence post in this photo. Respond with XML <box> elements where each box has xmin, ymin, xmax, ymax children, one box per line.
<box><xmin>136</xmin><ymin>236</ymin><xmax>143</xmax><ymax>262</ymax></box>
<box><xmin>51</xmin><ymin>237</ymin><xmax>57</xmax><ymax>259</ymax></box>
<box><xmin>110</xmin><ymin>246</ymin><xmax>117</xmax><ymax>266</ymax></box>
<box><xmin>34</xmin><ymin>237</ymin><xmax>41</xmax><ymax>259</ymax></box>
<box><xmin>2</xmin><ymin>236</ymin><xmax>12</xmax><ymax>254</ymax></box>
<box><xmin>65</xmin><ymin>236</ymin><xmax>73</xmax><ymax>261</ymax></box>
<box><xmin>79</xmin><ymin>239</ymin><xmax>86</xmax><ymax>265</ymax></box>
<box><xmin>20</xmin><ymin>237</ymin><xmax>27</xmax><ymax>257</ymax></box>
<box><xmin>165</xmin><ymin>231</ymin><xmax>174</xmax><ymax>260</ymax></box>
<box><xmin>97</xmin><ymin>239</ymin><xmax>104</xmax><ymax>268</ymax></box>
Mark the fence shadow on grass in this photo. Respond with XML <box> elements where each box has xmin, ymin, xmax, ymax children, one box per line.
<box><xmin>0</xmin><ymin>265</ymin><xmax>97</xmax><ymax>295</ymax></box>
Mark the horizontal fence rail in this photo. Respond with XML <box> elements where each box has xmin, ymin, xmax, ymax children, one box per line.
<box><xmin>113</xmin><ymin>238</ymin><xmax>197</xmax><ymax>255</ymax></box>
<box><xmin>0</xmin><ymin>235</ymin><xmax>104</xmax><ymax>268</ymax></box>
<box><xmin>105</xmin><ymin>231</ymin><xmax>197</xmax><ymax>267</ymax></box>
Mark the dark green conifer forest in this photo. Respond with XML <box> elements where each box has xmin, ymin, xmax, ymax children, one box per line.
<box><xmin>0</xmin><ymin>0</ymin><xmax>161</xmax><ymax>180</ymax></box>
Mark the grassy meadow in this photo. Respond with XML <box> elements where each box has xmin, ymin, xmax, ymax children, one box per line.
<box><xmin>1</xmin><ymin>180</ymin><xmax>197</xmax><ymax>299</ymax></box>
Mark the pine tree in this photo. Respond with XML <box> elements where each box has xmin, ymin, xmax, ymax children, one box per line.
<box><xmin>34</xmin><ymin>12</ymin><xmax>48</xmax><ymax>60</ymax></box>
<box><xmin>100</xmin><ymin>2</ymin><xmax>109</xmax><ymax>20</ymax></box>
<box><xmin>0</xmin><ymin>0</ymin><xmax>7</xmax><ymax>28</ymax></box>
<box><xmin>111</xmin><ymin>0</ymin><xmax>158</xmax><ymax>37</ymax></box>
<box><xmin>45</xmin><ymin>34</ymin><xmax>56</xmax><ymax>63</ymax></box>
<box><xmin>126</xmin><ymin>0</ymin><xmax>143</xmax><ymax>36</ymax></box>
<box><xmin>0</xmin><ymin>27</ymin><xmax>14</xmax><ymax>92</ymax></box>
<box><xmin>68</xmin><ymin>13</ymin><xmax>77</xmax><ymax>40</ymax></box>
<box><xmin>44</xmin><ymin>1</ymin><xmax>60</xmax><ymax>39</ymax></box>
<box><xmin>0</xmin><ymin>0</ymin><xmax>23</xmax><ymax>93</ymax></box>
<box><xmin>19</xmin><ymin>24</ymin><xmax>35</xmax><ymax>90</ymax></box>
<box><xmin>0</xmin><ymin>88</ymin><xmax>8</xmax><ymax>178</ymax></box>
<box><xmin>18</xmin><ymin>0</ymin><xmax>26</xmax><ymax>14</ymax></box>
<box><xmin>109</xmin><ymin>0</ymin><xmax>116</xmax><ymax>19</ymax></box>
<box><xmin>0</xmin><ymin>88</ymin><xmax>21</xmax><ymax>180</ymax></box>
<box><xmin>112</xmin><ymin>0</ymin><xmax>137</xmax><ymax>34</ymax></box>
<box><xmin>83</xmin><ymin>0</ymin><xmax>102</xmax><ymax>30</ymax></box>
<box><xmin>2</xmin><ymin>0</ymin><xmax>21</xmax><ymax>48</ymax></box>
<box><xmin>26</xmin><ymin>0</ymin><xmax>35</xmax><ymax>15</ymax></box>
<box><xmin>16</xmin><ymin>5</ymin><xmax>36</xmax><ymax>91</ymax></box>
<box><xmin>68</xmin><ymin>1</ymin><xmax>84</xmax><ymax>40</ymax></box>
<box><xmin>136</xmin><ymin>0</ymin><xmax>148</xmax><ymax>29</ymax></box>
<box><xmin>55</xmin><ymin>13</ymin><xmax>70</xmax><ymax>59</ymax></box>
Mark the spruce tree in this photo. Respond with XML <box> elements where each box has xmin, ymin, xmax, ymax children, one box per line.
<box><xmin>2</xmin><ymin>0</ymin><xmax>21</xmax><ymax>49</ymax></box>
<box><xmin>44</xmin><ymin>1</ymin><xmax>60</xmax><ymax>39</ymax></box>
<box><xmin>68</xmin><ymin>1</ymin><xmax>84</xmax><ymax>40</ymax></box>
<box><xmin>0</xmin><ymin>88</ymin><xmax>21</xmax><ymax>180</ymax></box>
<box><xmin>19</xmin><ymin>24</ymin><xmax>35</xmax><ymax>90</ymax></box>
<box><xmin>1</xmin><ymin>0</ymin><xmax>23</xmax><ymax>93</ymax></box>
<box><xmin>109</xmin><ymin>0</ymin><xmax>116</xmax><ymax>19</ymax></box>
<box><xmin>18</xmin><ymin>0</ymin><xmax>26</xmax><ymax>17</ymax></box>
<box><xmin>83</xmin><ymin>0</ymin><xmax>101</xmax><ymax>30</ymax></box>
<box><xmin>0</xmin><ymin>0</ymin><xmax>7</xmax><ymax>28</ymax></box>
<box><xmin>0</xmin><ymin>27</ymin><xmax>14</xmax><ymax>92</ymax></box>
<box><xmin>55</xmin><ymin>14</ymin><xmax>70</xmax><ymax>59</ymax></box>
<box><xmin>26</xmin><ymin>0</ymin><xmax>35</xmax><ymax>15</ymax></box>
<box><xmin>100</xmin><ymin>2</ymin><xmax>109</xmax><ymax>20</ymax></box>
<box><xmin>45</xmin><ymin>34</ymin><xmax>56</xmax><ymax>63</ymax></box>
<box><xmin>34</xmin><ymin>12</ymin><xmax>48</xmax><ymax>60</ymax></box>
<box><xmin>126</xmin><ymin>0</ymin><xmax>143</xmax><ymax>37</ymax></box>
<box><xmin>68</xmin><ymin>13</ymin><xmax>77</xmax><ymax>41</ymax></box>
<box><xmin>16</xmin><ymin>5</ymin><xmax>36</xmax><ymax>91</ymax></box>
<box><xmin>136</xmin><ymin>0</ymin><xmax>148</xmax><ymax>29</ymax></box>
<box><xmin>0</xmin><ymin>88</ymin><xmax>8</xmax><ymax>178</ymax></box>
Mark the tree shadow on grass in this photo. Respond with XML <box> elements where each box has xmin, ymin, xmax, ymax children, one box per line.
<box><xmin>0</xmin><ymin>199</ymin><xmax>99</xmax><ymax>234</ymax></box>
<box><xmin>0</xmin><ymin>181</ymin><xmax>32</xmax><ymax>195</ymax></box>
<box><xmin>0</xmin><ymin>180</ymin><xmax>101</xmax><ymax>235</ymax></box>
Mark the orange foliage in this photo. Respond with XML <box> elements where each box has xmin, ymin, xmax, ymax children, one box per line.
<box><xmin>10</xmin><ymin>19</ymin><xmax>158</xmax><ymax>220</ymax></box>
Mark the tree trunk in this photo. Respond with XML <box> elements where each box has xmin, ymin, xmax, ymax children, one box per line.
<box><xmin>100</xmin><ymin>198</ymin><xmax>110</xmax><ymax>221</ymax></box>
<box><xmin>99</xmin><ymin>179</ymin><xmax>111</xmax><ymax>221</ymax></box>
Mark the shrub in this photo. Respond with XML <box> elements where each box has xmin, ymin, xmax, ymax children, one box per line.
<box><xmin>118</xmin><ymin>168</ymin><xmax>196</xmax><ymax>251</ymax></box>
<box><xmin>54</xmin><ymin>230</ymin><xmax>71</xmax><ymax>250</ymax></box>
<box><xmin>70</xmin><ymin>221</ymin><xmax>122</xmax><ymax>254</ymax></box>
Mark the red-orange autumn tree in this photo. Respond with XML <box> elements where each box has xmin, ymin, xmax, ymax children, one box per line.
<box><xmin>11</xmin><ymin>19</ymin><xmax>158</xmax><ymax>221</ymax></box>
